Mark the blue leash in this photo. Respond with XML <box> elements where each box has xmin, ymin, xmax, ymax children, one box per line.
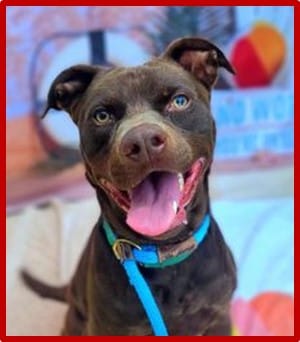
<box><xmin>123</xmin><ymin>260</ymin><xmax>169</xmax><ymax>336</ymax></box>
<box><xmin>103</xmin><ymin>214</ymin><xmax>210</xmax><ymax>336</ymax></box>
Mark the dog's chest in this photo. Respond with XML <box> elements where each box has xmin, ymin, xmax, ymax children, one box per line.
<box><xmin>84</xmin><ymin>228</ymin><xmax>232</xmax><ymax>335</ymax></box>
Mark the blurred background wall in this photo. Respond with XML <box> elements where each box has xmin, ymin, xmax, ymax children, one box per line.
<box><xmin>6</xmin><ymin>6</ymin><xmax>294</xmax><ymax>336</ymax></box>
<box><xmin>6</xmin><ymin>6</ymin><xmax>293</xmax><ymax>210</ymax></box>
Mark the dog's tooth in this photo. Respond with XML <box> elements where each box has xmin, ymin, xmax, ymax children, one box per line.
<box><xmin>172</xmin><ymin>200</ymin><xmax>178</xmax><ymax>213</ymax></box>
<box><xmin>177</xmin><ymin>173</ymin><xmax>184</xmax><ymax>191</ymax></box>
<box><xmin>183</xmin><ymin>219</ymin><xmax>188</xmax><ymax>225</ymax></box>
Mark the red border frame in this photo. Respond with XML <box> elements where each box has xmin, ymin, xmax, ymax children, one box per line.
<box><xmin>294</xmin><ymin>4</ymin><xmax>298</xmax><ymax>340</ymax></box>
<box><xmin>3</xmin><ymin>2</ymin><xmax>297</xmax><ymax>340</ymax></box>
<box><xmin>1</xmin><ymin>0</ymin><xmax>298</xmax><ymax>5</ymax></box>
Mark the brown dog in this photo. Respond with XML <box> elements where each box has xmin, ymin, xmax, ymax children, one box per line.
<box><xmin>22</xmin><ymin>37</ymin><xmax>237</xmax><ymax>336</ymax></box>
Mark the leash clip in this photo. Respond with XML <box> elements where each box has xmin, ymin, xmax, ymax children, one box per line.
<box><xmin>112</xmin><ymin>239</ymin><xmax>141</xmax><ymax>262</ymax></box>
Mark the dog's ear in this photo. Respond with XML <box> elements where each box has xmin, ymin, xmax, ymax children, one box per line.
<box><xmin>42</xmin><ymin>64</ymin><xmax>106</xmax><ymax>122</ymax></box>
<box><xmin>161</xmin><ymin>37</ymin><xmax>235</xmax><ymax>89</ymax></box>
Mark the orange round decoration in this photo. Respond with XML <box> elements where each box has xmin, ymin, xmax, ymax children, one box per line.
<box><xmin>230</xmin><ymin>22</ymin><xmax>286</xmax><ymax>88</ymax></box>
<box><xmin>250</xmin><ymin>292</ymin><xmax>294</xmax><ymax>336</ymax></box>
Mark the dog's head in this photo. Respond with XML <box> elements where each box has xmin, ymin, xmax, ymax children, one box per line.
<box><xmin>44</xmin><ymin>37</ymin><xmax>234</xmax><ymax>241</ymax></box>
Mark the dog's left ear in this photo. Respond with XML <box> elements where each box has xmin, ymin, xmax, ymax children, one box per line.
<box><xmin>161</xmin><ymin>37</ymin><xmax>235</xmax><ymax>89</ymax></box>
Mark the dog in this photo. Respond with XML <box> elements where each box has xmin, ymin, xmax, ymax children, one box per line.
<box><xmin>21</xmin><ymin>37</ymin><xmax>237</xmax><ymax>336</ymax></box>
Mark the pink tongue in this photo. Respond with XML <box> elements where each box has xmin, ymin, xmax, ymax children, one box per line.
<box><xmin>126</xmin><ymin>173</ymin><xmax>180</xmax><ymax>237</ymax></box>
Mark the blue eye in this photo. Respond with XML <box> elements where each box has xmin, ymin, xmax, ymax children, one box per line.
<box><xmin>172</xmin><ymin>94</ymin><xmax>189</xmax><ymax>109</ymax></box>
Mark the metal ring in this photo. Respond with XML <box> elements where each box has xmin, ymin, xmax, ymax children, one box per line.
<box><xmin>112</xmin><ymin>239</ymin><xmax>141</xmax><ymax>261</ymax></box>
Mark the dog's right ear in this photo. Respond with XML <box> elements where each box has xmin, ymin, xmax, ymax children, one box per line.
<box><xmin>42</xmin><ymin>64</ymin><xmax>106</xmax><ymax>122</ymax></box>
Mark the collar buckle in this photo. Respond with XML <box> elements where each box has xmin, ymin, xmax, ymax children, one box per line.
<box><xmin>112</xmin><ymin>239</ymin><xmax>141</xmax><ymax>262</ymax></box>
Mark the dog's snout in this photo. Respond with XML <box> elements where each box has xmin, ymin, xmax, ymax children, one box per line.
<box><xmin>120</xmin><ymin>124</ymin><xmax>167</xmax><ymax>162</ymax></box>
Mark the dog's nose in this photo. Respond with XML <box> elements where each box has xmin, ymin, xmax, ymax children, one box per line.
<box><xmin>120</xmin><ymin>124</ymin><xmax>167</xmax><ymax>162</ymax></box>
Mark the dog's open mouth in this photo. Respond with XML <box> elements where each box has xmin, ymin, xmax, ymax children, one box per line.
<box><xmin>99</xmin><ymin>158</ymin><xmax>206</xmax><ymax>237</ymax></box>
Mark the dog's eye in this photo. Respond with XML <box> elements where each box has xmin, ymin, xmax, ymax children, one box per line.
<box><xmin>170</xmin><ymin>94</ymin><xmax>189</xmax><ymax>110</ymax></box>
<box><xmin>93</xmin><ymin>110</ymin><xmax>111</xmax><ymax>125</ymax></box>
